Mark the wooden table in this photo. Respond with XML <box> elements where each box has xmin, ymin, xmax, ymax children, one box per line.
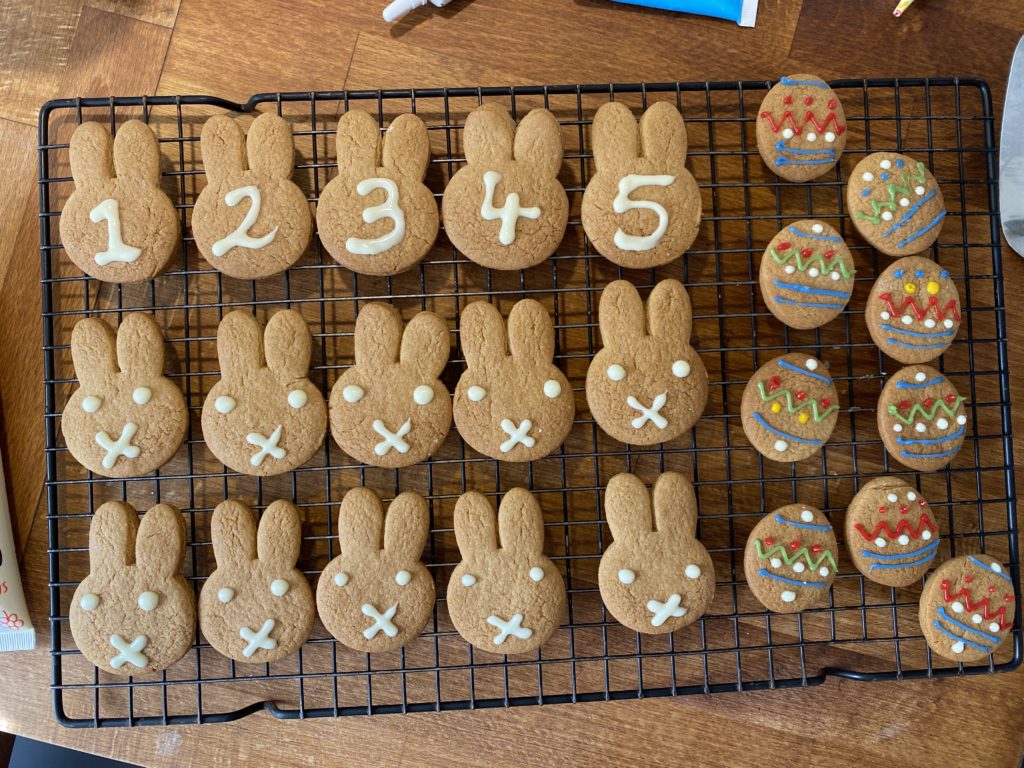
<box><xmin>1</xmin><ymin>1</ymin><xmax>1023</xmax><ymax>765</ymax></box>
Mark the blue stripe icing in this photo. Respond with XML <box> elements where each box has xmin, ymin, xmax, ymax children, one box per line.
<box><xmin>968</xmin><ymin>555</ymin><xmax>1012</xmax><ymax>583</ymax></box>
<box><xmin>773</xmin><ymin>512</ymin><xmax>831</xmax><ymax>531</ymax></box>
<box><xmin>887</xmin><ymin>337</ymin><xmax>949</xmax><ymax>350</ymax></box>
<box><xmin>932</xmin><ymin>620</ymin><xmax>992</xmax><ymax>654</ymax></box>
<box><xmin>898</xmin><ymin>211</ymin><xmax>946</xmax><ymax>249</ymax></box>
<box><xmin>900</xmin><ymin>445</ymin><xmax>961</xmax><ymax>460</ymax></box>
<box><xmin>896</xmin><ymin>427</ymin><xmax>965</xmax><ymax>446</ymax></box>
<box><xmin>862</xmin><ymin>540</ymin><xmax>939</xmax><ymax>562</ymax></box>
<box><xmin>773</xmin><ymin>279</ymin><xmax>851</xmax><ymax>300</ymax></box>
<box><xmin>880</xmin><ymin>324</ymin><xmax>956</xmax><ymax>340</ymax></box>
<box><xmin>868</xmin><ymin>552</ymin><xmax>938</xmax><ymax>571</ymax></box>
<box><xmin>897</xmin><ymin>376</ymin><xmax>946</xmax><ymax>389</ymax></box>
<box><xmin>774</xmin><ymin>296</ymin><xmax>846</xmax><ymax>310</ymax></box>
<box><xmin>936</xmin><ymin>607</ymin><xmax>1001</xmax><ymax>643</ymax></box>
<box><xmin>882</xmin><ymin>190</ymin><xmax>937</xmax><ymax>237</ymax></box>
<box><xmin>779</xmin><ymin>76</ymin><xmax>828</xmax><ymax>88</ymax></box>
<box><xmin>776</xmin><ymin>156</ymin><xmax>834</xmax><ymax>166</ymax></box>
<box><xmin>787</xmin><ymin>225</ymin><xmax>842</xmax><ymax>243</ymax></box>
<box><xmin>752</xmin><ymin>413</ymin><xmax>822</xmax><ymax>446</ymax></box>
<box><xmin>776</xmin><ymin>358</ymin><xmax>831</xmax><ymax>384</ymax></box>
<box><xmin>757</xmin><ymin>568</ymin><xmax>829</xmax><ymax>588</ymax></box>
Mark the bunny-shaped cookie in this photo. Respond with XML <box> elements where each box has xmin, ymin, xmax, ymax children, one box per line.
<box><xmin>581</xmin><ymin>102</ymin><xmax>702</xmax><ymax>269</ymax></box>
<box><xmin>317</xmin><ymin>110</ymin><xmax>439</xmax><ymax>276</ymax></box>
<box><xmin>586</xmin><ymin>280</ymin><xmax>708</xmax><ymax>445</ymax></box>
<box><xmin>598</xmin><ymin>473</ymin><xmax>715</xmax><ymax>634</ymax></box>
<box><xmin>441</xmin><ymin>103</ymin><xmax>568</xmax><ymax>270</ymax></box>
<box><xmin>192</xmin><ymin>113</ymin><xmax>312</xmax><ymax>279</ymax></box>
<box><xmin>201</xmin><ymin>310</ymin><xmax>327</xmax><ymax>476</ymax></box>
<box><xmin>447</xmin><ymin>488</ymin><xmax>565</xmax><ymax>654</ymax></box>
<box><xmin>316</xmin><ymin>488</ymin><xmax>435</xmax><ymax>652</ymax></box>
<box><xmin>453</xmin><ymin>300</ymin><xmax>574</xmax><ymax>462</ymax></box>
<box><xmin>70</xmin><ymin>501</ymin><xmax>194</xmax><ymax>675</ymax></box>
<box><xmin>60</xmin><ymin>120</ymin><xmax>179</xmax><ymax>283</ymax></box>
<box><xmin>199</xmin><ymin>499</ymin><xmax>314</xmax><ymax>663</ymax></box>
<box><xmin>62</xmin><ymin>313</ymin><xmax>187</xmax><ymax>477</ymax></box>
<box><xmin>330</xmin><ymin>303</ymin><xmax>451</xmax><ymax>468</ymax></box>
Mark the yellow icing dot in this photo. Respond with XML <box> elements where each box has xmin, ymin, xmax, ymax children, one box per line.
<box><xmin>771</xmin><ymin>402</ymin><xmax>782</xmax><ymax>413</ymax></box>
<box><xmin>927</xmin><ymin>280</ymin><xmax>940</xmax><ymax>295</ymax></box>
<box><xmin>798</xmin><ymin>412</ymin><xmax>811</xmax><ymax>424</ymax></box>
<box><xmin>903</xmin><ymin>283</ymin><xmax>916</xmax><ymax>294</ymax></box>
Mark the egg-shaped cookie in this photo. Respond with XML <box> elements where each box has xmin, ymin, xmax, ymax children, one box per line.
<box><xmin>744</xmin><ymin>504</ymin><xmax>838</xmax><ymax>613</ymax></box>
<box><xmin>756</xmin><ymin>74</ymin><xmax>847</xmax><ymax>181</ymax></box>
<box><xmin>741</xmin><ymin>353</ymin><xmax>839</xmax><ymax>462</ymax></box>
<box><xmin>877</xmin><ymin>366</ymin><xmax>967</xmax><ymax>471</ymax></box>
<box><xmin>847</xmin><ymin>153</ymin><xmax>946</xmax><ymax>257</ymax></box>
<box><xmin>919</xmin><ymin>554</ymin><xmax>1015</xmax><ymax>663</ymax></box>
<box><xmin>866</xmin><ymin>256</ymin><xmax>960</xmax><ymax>363</ymax></box>
<box><xmin>759</xmin><ymin>220</ymin><xmax>855</xmax><ymax>329</ymax></box>
<box><xmin>845</xmin><ymin>478</ymin><xmax>940</xmax><ymax>587</ymax></box>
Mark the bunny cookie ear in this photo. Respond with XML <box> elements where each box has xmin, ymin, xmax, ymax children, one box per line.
<box><xmin>382</xmin><ymin>491</ymin><xmax>429</xmax><ymax>562</ymax></box>
<box><xmin>497</xmin><ymin>488</ymin><xmax>545</xmax><ymax>555</ymax></box>
<box><xmin>638</xmin><ymin>102</ymin><xmax>689</xmax><ymax>172</ymax></box>
<box><xmin>211</xmin><ymin>499</ymin><xmax>258</xmax><ymax>569</ymax></box>
<box><xmin>513</xmin><ymin>108</ymin><xmax>563</xmax><ymax>179</ymax></box>
<box><xmin>247</xmin><ymin>113</ymin><xmax>295</xmax><ymax>180</ymax></box>
<box><xmin>263</xmin><ymin>309</ymin><xmax>311</xmax><ymax>382</ymax></box>
<box><xmin>506</xmin><ymin>300</ymin><xmax>554</xmax><ymax>366</ymax></box>
<box><xmin>69</xmin><ymin>121</ymin><xmax>114</xmax><ymax>187</ymax></box>
<box><xmin>603</xmin><ymin>473</ymin><xmax>654</xmax><ymax>543</ymax></box>
<box><xmin>651</xmin><ymin>471</ymin><xmax>698</xmax><ymax>538</ymax></box>
<box><xmin>135</xmin><ymin>503</ymin><xmax>186</xmax><ymax>580</ymax></box>
<box><xmin>459</xmin><ymin>301</ymin><xmax>507</xmax><ymax>370</ymax></box>
<box><xmin>454</xmin><ymin>491</ymin><xmax>499</xmax><ymax>558</ymax></box>
<box><xmin>336</xmin><ymin>487</ymin><xmax>384</xmax><ymax>555</ymax></box>
<box><xmin>115</xmin><ymin>313</ymin><xmax>166</xmax><ymax>379</ymax></box>
<box><xmin>354</xmin><ymin>303</ymin><xmax>402</xmax><ymax>369</ymax></box>
<box><xmin>382</xmin><ymin>113</ymin><xmax>430</xmax><ymax>181</ymax></box>
<box><xmin>598</xmin><ymin>280</ymin><xmax>646</xmax><ymax>347</ymax></box>
<box><xmin>217</xmin><ymin>311</ymin><xmax>264</xmax><ymax>379</ymax></box>
<box><xmin>112</xmin><ymin>120</ymin><xmax>161</xmax><ymax>186</ymax></box>
<box><xmin>71</xmin><ymin>317</ymin><xmax>119</xmax><ymax>386</ymax></box>
<box><xmin>591</xmin><ymin>102</ymin><xmax>640</xmax><ymax>170</ymax></box>
<box><xmin>399</xmin><ymin>311</ymin><xmax>450</xmax><ymax>379</ymax></box>
<box><xmin>646</xmin><ymin>279</ymin><xmax>693</xmax><ymax>347</ymax></box>
<box><xmin>201</xmin><ymin>114</ymin><xmax>247</xmax><ymax>187</ymax></box>
<box><xmin>256</xmin><ymin>499</ymin><xmax>302</xmax><ymax>567</ymax></box>
<box><xmin>88</xmin><ymin>501</ymin><xmax>140</xmax><ymax>577</ymax></box>
<box><xmin>335</xmin><ymin>110</ymin><xmax>382</xmax><ymax>177</ymax></box>
<box><xmin>463</xmin><ymin>102</ymin><xmax>516</xmax><ymax>168</ymax></box>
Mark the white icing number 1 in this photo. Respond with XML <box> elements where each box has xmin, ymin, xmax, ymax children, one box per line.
<box><xmin>481</xmin><ymin>170</ymin><xmax>540</xmax><ymax>245</ymax></box>
<box><xmin>346</xmin><ymin>178</ymin><xmax>406</xmax><ymax>255</ymax></box>
<box><xmin>613</xmin><ymin>174</ymin><xmax>676</xmax><ymax>251</ymax></box>
<box><xmin>213</xmin><ymin>185</ymin><xmax>278</xmax><ymax>257</ymax></box>
<box><xmin>90</xmin><ymin>198</ymin><xmax>142</xmax><ymax>266</ymax></box>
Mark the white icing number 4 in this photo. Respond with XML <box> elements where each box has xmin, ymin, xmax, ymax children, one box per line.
<box><xmin>213</xmin><ymin>185</ymin><xmax>278</xmax><ymax>257</ymax></box>
<box><xmin>613</xmin><ymin>174</ymin><xmax>675</xmax><ymax>252</ymax></box>
<box><xmin>481</xmin><ymin>171</ymin><xmax>540</xmax><ymax>245</ymax></box>
<box><xmin>90</xmin><ymin>198</ymin><xmax>142</xmax><ymax>265</ymax></box>
<box><xmin>346</xmin><ymin>178</ymin><xmax>406</xmax><ymax>255</ymax></box>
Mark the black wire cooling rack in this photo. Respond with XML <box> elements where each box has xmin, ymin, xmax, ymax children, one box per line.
<box><xmin>39</xmin><ymin>78</ymin><xmax>1020</xmax><ymax>727</ymax></box>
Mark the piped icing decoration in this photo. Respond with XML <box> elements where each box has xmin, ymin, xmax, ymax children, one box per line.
<box><xmin>774</xmin><ymin>511</ymin><xmax>831</xmax><ymax>531</ymax></box>
<box><xmin>855</xmin><ymin>160</ymin><xmax>946</xmax><ymax>248</ymax></box>
<box><xmin>770</xmin><ymin>243</ymin><xmax>855</xmax><ymax>279</ymax></box>
<box><xmin>757</xmin><ymin>377</ymin><xmax>838</xmax><ymax>423</ymax></box>
<box><xmin>755</xmin><ymin>538</ymin><xmax>837</xmax><ymax>575</ymax></box>
<box><xmin>932</xmin><ymin>571</ymin><xmax>1014</xmax><ymax>655</ymax></box>
<box><xmin>760</xmin><ymin>84</ymin><xmax>846</xmax><ymax>168</ymax></box>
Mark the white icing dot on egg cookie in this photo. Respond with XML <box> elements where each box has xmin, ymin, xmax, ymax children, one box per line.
<box><xmin>214</xmin><ymin>395</ymin><xmax>236</xmax><ymax>414</ymax></box>
<box><xmin>413</xmin><ymin>384</ymin><xmax>434</xmax><ymax>405</ymax></box>
<box><xmin>618</xmin><ymin>568</ymin><xmax>636</xmax><ymax>585</ymax></box>
<box><xmin>897</xmin><ymin>534</ymin><xmax>910</xmax><ymax>545</ymax></box>
<box><xmin>132</xmin><ymin>387</ymin><xmax>152</xmax><ymax>405</ymax></box>
<box><xmin>793</xmin><ymin>562</ymin><xmax>806</xmax><ymax>573</ymax></box>
<box><xmin>685</xmin><ymin>564</ymin><xmax>701</xmax><ymax>579</ymax></box>
<box><xmin>773</xmin><ymin>439</ymin><xmax>789</xmax><ymax>452</ymax></box>
<box><xmin>880</xmin><ymin>159</ymin><xmax>892</xmax><ymax>170</ymax></box>
<box><xmin>915</xmin><ymin>371</ymin><xmax>927</xmax><ymax>382</ymax></box>
<box><xmin>874</xmin><ymin>537</ymin><xmax>887</xmax><ymax>548</ymax></box>
<box><xmin>956</xmin><ymin>414</ymin><xmax>967</xmax><ymax>426</ymax></box>
<box><xmin>880</xmin><ymin>311</ymin><xmax>891</xmax><ymax>321</ymax></box>
<box><xmin>804</xmin><ymin>358</ymin><xmax>818</xmax><ymax>371</ymax></box>
<box><xmin>952</xmin><ymin>641</ymin><xmax>965</xmax><ymax>654</ymax></box>
<box><xmin>936</xmin><ymin>418</ymin><xmax>949</xmax><ymax>430</ymax></box>
<box><xmin>882</xmin><ymin>211</ymin><xmax>894</xmax><ymax>222</ymax></box>
<box><xmin>831</xmin><ymin>272</ymin><xmax>840</xmax><ymax>281</ymax></box>
<box><xmin>825</xmin><ymin>131</ymin><xmax>836</xmax><ymax>143</ymax></box>
<box><xmin>770</xmin><ymin>557</ymin><xmax>782</xmax><ymax>568</ymax></box>
<box><xmin>922</xmin><ymin>530</ymin><xmax>932</xmax><ymax>540</ymax></box>
<box><xmin>899</xmin><ymin>197</ymin><xmax>910</xmax><ymax>208</ymax></box>
<box><xmin>287</xmin><ymin>389</ymin><xmax>308</xmax><ymax>409</ymax></box>
<box><xmin>468</xmin><ymin>385</ymin><xmax>486</xmax><ymax>402</ymax></box>
<box><xmin>901</xmin><ymin>315</ymin><xmax>913</xmax><ymax>325</ymax></box>
<box><xmin>808</xmin><ymin>267</ymin><xmax>820</xmax><ymax>278</ymax></box>
<box><xmin>781</xmin><ymin>590</ymin><xmax>797</xmax><ymax>603</ymax></box>
<box><xmin>907</xmin><ymin>491</ymin><xmax>917</xmax><ymax>501</ymax></box>
<box><xmin>915</xmin><ymin>422</ymin><xmax>926</xmax><ymax>433</ymax></box>
<box><xmin>806</xmin><ymin>131</ymin><xmax>817</xmax><ymax>142</ymax></box>
<box><xmin>800</xmin><ymin>509</ymin><xmax>814</xmax><ymax>522</ymax></box>
<box><xmin>924</xmin><ymin>318</ymin><xmax>936</xmax><ymax>328</ymax></box>
<box><xmin>342</xmin><ymin>384</ymin><xmax>364</xmax><ymax>404</ymax></box>
<box><xmin>950</xmin><ymin>601</ymin><xmax>964</xmax><ymax>613</ymax></box>
<box><xmin>782</xmin><ymin>128</ymin><xmax>794</xmax><ymax>139</ymax></box>
<box><xmin>818</xmin><ymin>566</ymin><xmax>829</xmax><ymax>577</ymax></box>
<box><xmin>785</xmin><ymin>264</ymin><xmax>796</xmax><ymax>274</ymax></box>
<box><xmin>892</xmin><ymin>424</ymin><xmax>903</xmax><ymax>433</ymax></box>
<box><xmin>989</xmin><ymin>622</ymin><xmax>1002</xmax><ymax>633</ymax></box>
<box><xmin>811</xmin><ymin>223</ymin><xmax>824</xmax><ymax>234</ymax></box>
<box><xmin>672</xmin><ymin>360</ymin><xmax>690</xmax><ymax>378</ymax></box>
<box><xmin>82</xmin><ymin>396</ymin><xmax>101</xmax><ymax>413</ymax></box>
<box><xmin>971</xmin><ymin>614</ymin><xmax>982</xmax><ymax>624</ymax></box>
<box><xmin>915</xmin><ymin>185</ymin><xmax>926</xmax><ymax>195</ymax></box>
<box><xmin>543</xmin><ymin>379</ymin><xmax>561</xmax><ymax>398</ymax></box>
<box><xmin>862</xmin><ymin>172</ymin><xmax>875</xmax><ymax>182</ymax></box>
<box><xmin>991</xmin><ymin>562</ymin><xmax>1003</xmax><ymax>573</ymax></box>
<box><xmin>887</xmin><ymin>493</ymin><xmax>898</xmax><ymax>503</ymax></box>
<box><xmin>943</xmin><ymin>318</ymin><xmax>954</xmax><ymax>329</ymax></box>
<box><xmin>334</xmin><ymin>572</ymin><xmax>349</xmax><ymax>587</ymax></box>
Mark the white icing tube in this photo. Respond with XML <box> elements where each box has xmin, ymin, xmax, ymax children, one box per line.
<box><xmin>383</xmin><ymin>0</ymin><xmax>452</xmax><ymax>23</ymax></box>
<box><xmin>608</xmin><ymin>0</ymin><xmax>757</xmax><ymax>26</ymax></box>
<box><xmin>0</xmin><ymin>448</ymin><xmax>35</xmax><ymax>651</ymax></box>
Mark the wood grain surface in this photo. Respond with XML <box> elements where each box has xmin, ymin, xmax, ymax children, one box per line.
<box><xmin>0</xmin><ymin>1</ymin><xmax>1022</xmax><ymax>766</ymax></box>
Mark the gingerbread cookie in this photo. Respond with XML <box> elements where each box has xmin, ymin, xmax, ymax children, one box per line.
<box><xmin>598</xmin><ymin>472</ymin><xmax>715</xmax><ymax>634</ymax></box>
<box><xmin>847</xmin><ymin>153</ymin><xmax>946</xmax><ymax>257</ymax></box>
<box><xmin>202</xmin><ymin>310</ymin><xmax>327</xmax><ymax>476</ymax></box>
<box><xmin>446</xmin><ymin>488</ymin><xmax>565</xmax><ymax>654</ymax></box>
<box><xmin>919</xmin><ymin>554</ymin><xmax>1015</xmax><ymax>662</ymax></box>
<box><xmin>441</xmin><ymin>103</ymin><xmax>568</xmax><ymax>270</ymax></box>
<box><xmin>586</xmin><ymin>280</ymin><xmax>708</xmax><ymax>445</ymax></box>
<box><xmin>192</xmin><ymin>113</ymin><xmax>312</xmax><ymax>279</ymax></box>
<box><xmin>316</xmin><ymin>488</ymin><xmax>434</xmax><ymax>653</ymax></box>
<box><xmin>60</xmin><ymin>120</ymin><xmax>179</xmax><ymax>283</ymax></box>
<box><xmin>453</xmin><ymin>300</ymin><xmax>574</xmax><ymax>462</ymax></box>
<box><xmin>199</xmin><ymin>499</ymin><xmax>314</xmax><ymax>663</ymax></box>
<box><xmin>581</xmin><ymin>101</ymin><xmax>701</xmax><ymax>269</ymax></box>
<box><xmin>845</xmin><ymin>478</ymin><xmax>940</xmax><ymax>587</ymax></box>
<box><xmin>62</xmin><ymin>314</ymin><xmax>187</xmax><ymax>478</ymax></box>
<box><xmin>330</xmin><ymin>304</ymin><xmax>451</xmax><ymax>468</ymax></box>
<box><xmin>877</xmin><ymin>365</ymin><xmax>967</xmax><ymax>471</ymax></box>
<box><xmin>866</xmin><ymin>256</ymin><xmax>960</xmax><ymax>363</ymax></box>
<box><xmin>744</xmin><ymin>504</ymin><xmax>838</xmax><ymax>613</ymax></box>
<box><xmin>759</xmin><ymin>220</ymin><xmax>855</xmax><ymax>329</ymax></box>
<box><xmin>70</xmin><ymin>502</ymin><xmax>194</xmax><ymax>675</ymax></box>
<box><xmin>740</xmin><ymin>353</ymin><xmax>839</xmax><ymax>462</ymax></box>
<box><xmin>317</xmin><ymin>110</ymin><xmax>439</xmax><ymax>276</ymax></box>
<box><xmin>756</xmin><ymin>74</ymin><xmax>847</xmax><ymax>182</ymax></box>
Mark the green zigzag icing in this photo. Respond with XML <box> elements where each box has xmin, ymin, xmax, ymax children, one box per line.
<box><xmin>755</xmin><ymin>539</ymin><xmax>838</xmax><ymax>571</ymax></box>
<box><xmin>770</xmin><ymin>247</ymin><xmax>855</xmax><ymax>279</ymax></box>
<box><xmin>888</xmin><ymin>396</ymin><xmax>966</xmax><ymax>425</ymax></box>
<box><xmin>854</xmin><ymin>162</ymin><xmax>928</xmax><ymax>225</ymax></box>
<box><xmin>757</xmin><ymin>381</ymin><xmax>838</xmax><ymax>422</ymax></box>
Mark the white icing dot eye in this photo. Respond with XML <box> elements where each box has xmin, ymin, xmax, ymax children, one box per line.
<box><xmin>287</xmin><ymin>389</ymin><xmax>308</xmax><ymax>409</ymax></box>
<box><xmin>897</xmin><ymin>534</ymin><xmax>910</xmax><ymax>545</ymax></box>
<box><xmin>804</xmin><ymin>358</ymin><xmax>818</xmax><ymax>371</ymax></box>
<box><xmin>956</xmin><ymin>414</ymin><xmax>967</xmax><ymax>426</ymax></box>
<box><xmin>672</xmin><ymin>360</ymin><xmax>690</xmax><ymax>378</ymax></box>
<box><xmin>924</xmin><ymin>319</ymin><xmax>937</xmax><ymax>328</ymax></box>
<box><xmin>461</xmin><ymin>573</ymin><xmax>477</xmax><ymax>587</ymax></box>
<box><xmin>915</xmin><ymin>185</ymin><xmax>926</xmax><ymax>195</ymax></box>
<box><xmin>943</xmin><ymin>318</ymin><xmax>954</xmax><ymax>329</ymax></box>
<box><xmin>915</xmin><ymin>422</ymin><xmax>926</xmax><ymax>433</ymax></box>
<box><xmin>215</xmin><ymin>395</ymin><xmax>236</xmax><ymax>414</ymax></box>
<box><xmin>467</xmin><ymin>385</ymin><xmax>486</xmax><ymax>402</ymax></box>
<box><xmin>824</xmin><ymin>131</ymin><xmax>836</xmax><ymax>143</ymax></box>
<box><xmin>770</xmin><ymin>557</ymin><xmax>782</xmax><ymax>568</ymax></box>
<box><xmin>132</xmin><ymin>387</ymin><xmax>152</xmax><ymax>405</ymax></box>
<box><xmin>862</xmin><ymin>171</ymin><xmax>875</xmax><ymax>182</ymax></box>
<box><xmin>914</xmin><ymin>371</ymin><xmax>927</xmax><ymax>382</ymax></box>
<box><xmin>607</xmin><ymin>364</ymin><xmax>626</xmax><ymax>382</ymax></box>
<box><xmin>950</xmin><ymin>601</ymin><xmax>964</xmax><ymax>613</ymax></box>
<box><xmin>818</xmin><ymin>566</ymin><xmax>829</xmax><ymax>577</ymax></box>
<box><xmin>773</xmin><ymin>439</ymin><xmax>789</xmax><ymax>452</ymax></box>
<box><xmin>137</xmin><ymin>591</ymin><xmax>158</xmax><ymax>611</ymax></box>
<box><xmin>892</xmin><ymin>424</ymin><xmax>903</xmax><ymax>433</ymax></box>
<box><xmin>270</xmin><ymin>578</ymin><xmax>289</xmax><ymax>597</ymax></box>
<box><xmin>684</xmin><ymin>564</ymin><xmax>701</xmax><ymax>579</ymax></box>
<box><xmin>806</xmin><ymin>131</ymin><xmax>817</xmax><ymax>142</ymax></box>
<box><xmin>342</xmin><ymin>384</ymin><xmax>364</xmax><ymax>404</ymax></box>
<box><xmin>886</xmin><ymin>493</ymin><xmax>898</xmax><ymax>503</ymax></box>
<box><xmin>217</xmin><ymin>587</ymin><xmax>235</xmax><ymax>603</ymax></box>
<box><xmin>800</xmin><ymin>509</ymin><xmax>814</xmax><ymax>522</ymax></box>
<box><xmin>413</xmin><ymin>385</ymin><xmax>434</xmax><ymax>405</ymax></box>
<box><xmin>782</xmin><ymin>128</ymin><xmax>794</xmax><ymax>139</ymax></box>
<box><xmin>529</xmin><ymin>566</ymin><xmax>545</xmax><ymax>582</ymax></box>
<box><xmin>618</xmin><ymin>568</ymin><xmax>636</xmax><ymax>585</ymax></box>
<box><xmin>811</xmin><ymin>223</ymin><xmax>824</xmax><ymax>234</ymax></box>
<box><xmin>82</xmin><ymin>396</ymin><xmax>102</xmax><ymax>413</ymax></box>
<box><xmin>333</xmin><ymin>572</ymin><xmax>349</xmax><ymax>587</ymax></box>
<box><xmin>880</xmin><ymin>159</ymin><xmax>892</xmax><ymax>170</ymax></box>
<box><xmin>936</xmin><ymin>418</ymin><xmax>949</xmax><ymax>430</ymax></box>
<box><xmin>543</xmin><ymin>379</ymin><xmax>561</xmax><ymax>398</ymax></box>
<box><xmin>793</xmin><ymin>562</ymin><xmax>806</xmax><ymax>573</ymax></box>
<box><xmin>781</xmin><ymin>590</ymin><xmax>797</xmax><ymax>603</ymax></box>
<box><xmin>395</xmin><ymin>570</ymin><xmax>412</xmax><ymax>586</ymax></box>
<box><xmin>882</xmin><ymin>211</ymin><xmax>894</xmax><ymax>222</ymax></box>
<box><xmin>874</xmin><ymin>537</ymin><xmax>887</xmax><ymax>548</ymax></box>
<box><xmin>989</xmin><ymin>622</ymin><xmax>1002</xmax><ymax>633</ymax></box>
<box><xmin>80</xmin><ymin>593</ymin><xmax>100</xmax><ymax>611</ymax></box>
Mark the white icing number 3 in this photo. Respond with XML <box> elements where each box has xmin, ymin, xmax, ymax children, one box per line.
<box><xmin>90</xmin><ymin>198</ymin><xmax>142</xmax><ymax>266</ymax></box>
<box><xmin>613</xmin><ymin>174</ymin><xmax>676</xmax><ymax>251</ymax></box>
<box><xmin>481</xmin><ymin>170</ymin><xmax>540</xmax><ymax>245</ymax></box>
<box><xmin>346</xmin><ymin>178</ymin><xmax>406</xmax><ymax>255</ymax></box>
<box><xmin>213</xmin><ymin>185</ymin><xmax>279</xmax><ymax>257</ymax></box>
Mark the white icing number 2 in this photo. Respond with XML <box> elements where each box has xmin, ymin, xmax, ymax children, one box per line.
<box><xmin>613</xmin><ymin>174</ymin><xmax>675</xmax><ymax>251</ymax></box>
<box><xmin>481</xmin><ymin>170</ymin><xmax>540</xmax><ymax>245</ymax></box>
<box><xmin>346</xmin><ymin>178</ymin><xmax>406</xmax><ymax>255</ymax></box>
<box><xmin>90</xmin><ymin>198</ymin><xmax>142</xmax><ymax>266</ymax></box>
<box><xmin>213</xmin><ymin>185</ymin><xmax>279</xmax><ymax>257</ymax></box>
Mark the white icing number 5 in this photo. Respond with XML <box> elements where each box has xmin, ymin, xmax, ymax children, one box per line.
<box><xmin>213</xmin><ymin>185</ymin><xmax>279</xmax><ymax>257</ymax></box>
<box><xmin>481</xmin><ymin>170</ymin><xmax>540</xmax><ymax>245</ymax></box>
<box><xmin>90</xmin><ymin>198</ymin><xmax>142</xmax><ymax>265</ymax></box>
<box><xmin>345</xmin><ymin>178</ymin><xmax>406</xmax><ymax>255</ymax></box>
<box><xmin>613</xmin><ymin>174</ymin><xmax>676</xmax><ymax>251</ymax></box>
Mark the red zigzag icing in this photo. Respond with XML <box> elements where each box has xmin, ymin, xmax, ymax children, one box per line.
<box><xmin>759</xmin><ymin>110</ymin><xmax>846</xmax><ymax>135</ymax></box>
<box><xmin>879</xmin><ymin>293</ymin><xmax>961</xmax><ymax>321</ymax></box>
<box><xmin>941</xmin><ymin>580</ymin><xmax>1012</xmax><ymax>630</ymax></box>
<box><xmin>854</xmin><ymin>513</ymin><xmax>937</xmax><ymax>542</ymax></box>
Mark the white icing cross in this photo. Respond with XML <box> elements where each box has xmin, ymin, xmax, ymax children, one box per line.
<box><xmin>240</xmin><ymin>618</ymin><xmax>277</xmax><ymax>658</ymax></box>
<box><xmin>246</xmin><ymin>425</ymin><xmax>286</xmax><ymax>467</ymax></box>
<box><xmin>486</xmin><ymin>613</ymin><xmax>533</xmax><ymax>645</ymax></box>
<box><xmin>626</xmin><ymin>392</ymin><xmax>668</xmax><ymax>430</ymax></box>
<box><xmin>361</xmin><ymin>603</ymin><xmax>399</xmax><ymax>639</ymax></box>
<box><xmin>95</xmin><ymin>422</ymin><xmax>141</xmax><ymax>469</ymax></box>
<box><xmin>109</xmin><ymin>633</ymin><xmax>148</xmax><ymax>669</ymax></box>
<box><xmin>499</xmin><ymin>419</ymin><xmax>536</xmax><ymax>453</ymax></box>
<box><xmin>646</xmin><ymin>594</ymin><xmax>687</xmax><ymax>627</ymax></box>
<box><xmin>372</xmin><ymin>419</ymin><xmax>411</xmax><ymax>456</ymax></box>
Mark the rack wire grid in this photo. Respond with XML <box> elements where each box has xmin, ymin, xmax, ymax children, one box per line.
<box><xmin>39</xmin><ymin>78</ymin><xmax>1020</xmax><ymax>727</ymax></box>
